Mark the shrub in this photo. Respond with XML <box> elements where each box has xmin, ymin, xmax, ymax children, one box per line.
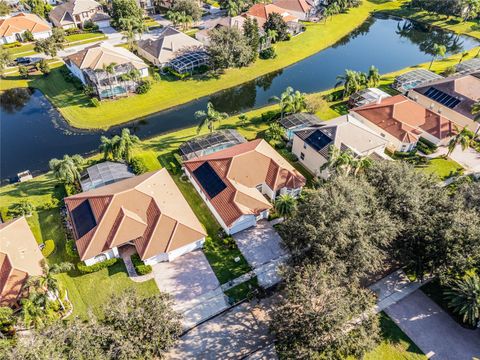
<box><xmin>152</xmin><ymin>72</ymin><xmax>161</xmax><ymax>82</ymax></box>
<box><xmin>41</xmin><ymin>240</ymin><xmax>55</xmax><ymax>257</ymax></box>
<box><xmin>136</xmin><ymin>81</ymin><xmax>151</xmax><ymax>94</ymax></box>
<box><xmin>416</xmin><ymin>141</ymin><xmax>434</xmax><ymax>155</ymax></box>
<box><xmin>65</xmin><ymin>27</ymin><xmax>82</xmax><ymax>35</ymax></box>
<box><xmin>83</xmin><ymin>20</ymin><xmax>99</xmax><ymax>32</ymax></box>
<box><xmin>64</xmin><ymin>183</ymin><xmax>80</xmax><ymax>196</ymax></box>
<box><xmin>418</xmin><ymin>137</ymin><xmax>438</xmax><ymax>151</ymax></box>
<box><xmin>259</xmin><ymin>47</ymin><xmax>277</xmax><ymax>59</ymax></box>
<box><xmin>77</xmin><ymin>258</ymin><xmax>118</xmax><ymax>274</ymax></box>
<box><xmin>0</xmin><ymin>207</ymin><xmax>12</xmax><ymax>222</ymax></box>
<box><xmin>130</xmin><ymin>157</ymin><xmax>148</xmax><ymax>175</ymax></box>
<box><xmin>65</xmin><ymin>240</ymin><xmax>78</xmax><ymax>258</ymax></box>
<box><xmin>90</xmin><ymin>98</ymin><xmax>100</xmax><ymax>107</ymax></box>
<box><xmin>22</xmin><ymin>30</ymin><xmax>34</xmax><ymax>42</ymax></box>
<box><xmin>278</xmin><ymin>148</ymin><xmax>298</xmax><ymax>162</ymax></box>
<box><xmin>173</xmin><ymin>152</ymin><xmax>183</xmax><ymax>165</ymax></box>
<box><xmin>169</xmin><ymin>161</ymin><xmax>177</xmax><ymax>174</ymax></box>
<box><xmin>131</xmin><ymin>254</ymin><xmax>152</xmax><ymax>275</ymax></box>
<box><xmin>36</xmin><ymin>59</ymin><xmax>50</xmax><ymax>75</ymax></box>
<box><xmin>2</xmin><ymin>42</ymin><xmax>21</xmax><ymax>49</ymax></box>
<box><xmin>261</xmin><ymin>110</ymin><xmax>280</xmax><ymax>122</ymax></box>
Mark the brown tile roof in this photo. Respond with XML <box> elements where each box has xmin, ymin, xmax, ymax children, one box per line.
<box><xmin>272</xmin><ymin>0</ymin><xmax>312</xmax><ymax>14</ymax></box>
<box><xmin>413</xmin><ymin>72</ymin><xmax>480</xmax><ymax>120</ymax></box>
<box><xmin>245</xmin><ymin>4</ymin><xmax>298</xmax><ymax>26</ymax></box>
<box><xmin>65</xmin><ymin>169</ymin><xmax>206</xmax><ymax>262</ymax></box>
<box><xmin>49</xmin><ymin>0</ymin><xmax>104</xmax><ymax>27</ymax></box>
<box><xmin>0</xmin><ymin>217</ymin><xmax>43</xmax><ymax>307</ymax></box>
<box><xmin>353</xmin><ymin>95</ymin><xmax>454</xmax><ymax>143</ymax></box>
<box><xmin>184</xmin><ymin>139</ymin><xmax>306</xmax><ymax>227</ymax></box>
<box><xmin>0</xmin><ymin>13</ymin><xmax>51</xmax><ymax>37</ymax></box>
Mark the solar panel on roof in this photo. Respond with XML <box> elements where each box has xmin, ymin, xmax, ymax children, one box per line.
<box><xmin>71</xmin><ymin>200</ymin><xmax>97</xmax><ymax>238</ymax></box>
<box><xmin>305</xmin><ymin>130</ymin><xmax>332</xmax><ymax>152</ymax></box>
<box><xmin>193</xmin><ymin>162</ymin><xmax>227</xmax><ymax>198</ymax></box>
<box><xmin>424</xmin><ymin>87</ymin><xmax>461</xmax><ymax>109</ymax></box>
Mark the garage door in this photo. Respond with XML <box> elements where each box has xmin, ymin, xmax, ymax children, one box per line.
<box><xmin>229</xmin><ymin>215</ymin><xmax>256</xmax><ymax>235</ymax></box>
<box><xmin>96</xmin><ymin>20</ymin><xmax>110</xmax><ymax>28</ymax></box>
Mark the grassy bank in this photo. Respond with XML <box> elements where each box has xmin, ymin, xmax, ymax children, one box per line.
<box><xmin>0</xmin><ymin>0</ymin><xmax>404</xmax><ymax>129</ymax></box>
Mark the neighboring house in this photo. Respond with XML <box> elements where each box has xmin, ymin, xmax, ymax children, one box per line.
<box><xmin>278</xmin><ymin>112</ymin><xmax>322</xmax><ymax>140</ymax></box>
<box><xmin>407</xmin><ymin>72</ymin><xmax>480</xmax><ymax>132</ymax></box>
<box><xmin>136</xmin><ymin>0</ymin><xmax>154</xmax><ymax>13</ymax></box>
<box><xmin>292</xmin><ymin>114</ymin><xmax>389</xmax><ymax>177</ymax></box>
<box><xmin>0</xmin><ymin>13</ymin><xmax>52</xmax><ymax>45</ymax></box>
<box><xmin>245</xmin><ymin>3</ymin><xmax>298</xmax><ymax>28</ymax></box>
<box><xmin>179</xmin><ymin>129</ymin><xmax>247</xmax><ymax>161</ymax></box>
<box><xmin>455</xmin><ymin>58</ymin><xmax>480</xmax><ymax>74</ymax></box>
<box><xmin>351</xmin><ymin>95</ymin><xmax>455</xmax><ymax>152</ymax></box>
<box><xmin>272</xmin><ymin>0</ymin><xmax>316</xmax><ymax>21</ymax></box>
<box><xmin>137</xmin><ymin>27</ymin><xmax>207</xmax><ymax>73</ymax></box>
<box><xmin>195</xmin><ymin>16</ymin><xmax>247</xmax><ymax>46</ymax></box>
<box><xmin>0</xmin><ymin>217</ymin><xmax>44</xmax><ymax>307</ymax></box>
<box><xmin>184</xmin><ymin>139</ymin><xmax>306</xmax><ymax>235</ymax></box>
<box><xmin>65</xmin><ymin>169</ymin><xmax>207</xmax><ymax>266</ymax></box>
<box><xmin>348</xmin><ymin>88</ymin><xmax>391</xmax><ymax>108</ymax></box>
<box><xmin>80</xmin><ymin>161</ymin><xmax>134</xmax><ymax>192</ymax></box>
<box><xmin>64</xmin><ymin>43</ymin><xmax>149</xmax><ymax>99</ymax></box>
<box><xmin>49</xmin><ymin>0</ymin><xmax>110</xmax><ymax>29</ymax></box>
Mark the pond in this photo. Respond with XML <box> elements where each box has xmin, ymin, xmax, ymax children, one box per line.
<box><xmin>1</xmin><ymin>14</ymin><xmax>479</xmax><ymax>182</ymax></box>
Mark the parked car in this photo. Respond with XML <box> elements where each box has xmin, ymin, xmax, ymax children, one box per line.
<box><xmin>15</xmin><ymin>57</ymin><xmax>31</xmax><ymax>65</ymax></box>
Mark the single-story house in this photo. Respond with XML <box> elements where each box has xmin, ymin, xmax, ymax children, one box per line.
<box><xmin>65</xmin><ymin>169</ymin><xmax>207</xmax><ymax>266</ymax></box>
<box><xmin>64</xmin><ymin>43</ymin><xmax>149</xmax><ymax>99</ymax></box>
<box><xmin>137</xmin><ymin>26</ymin><xmax>207</xmax><ymax>72</ymax></box>
<box><xmin>80</xmin><ymin>161</ymin><xmax>134</xmax><ymax>192</ymax></box>
<box><xmin>195</xmin><ymin>16</ymin><xmax>247</xmax><ymax>45</ymax></box>
<box><xmin>351</xmin><ymin>95</ymin><xmax>455</xmax><ymax>153</ymax></box>
<box><xmin>348</xmin><ymin>87</ymin><xmax>391</xmax><ymax>108</ymax></box>
<box><xmin>0</xmin><ymin>13</ymin><xmax>52</xmax><ymax>45</ymax></box>
<box><xmin>245</xmin><ymin>3</ymin><xmax>298</xmax><ymax>28</ymax></box>
<box><xmin>49</xmin><ymin>0</ymin><xmax>110</xmax><ymax>29</ymax></box>
<box><xmin>278</xmin><ymin>112</ymin><xmax>322</xmax><ymax>140</ymax></box>
<box><xmin>0</xmin><ymin>217</ymin><xmax>44</xmax><ymax>307</ymax></box>
<box><xmin>407</xmin><ymin>72</ymin><xmax>480</xmax><ymax>132</ymax></box>
<box><xmin>179</xmin><ymin>129</ymin><xmax>247</xmax><ymax>161</ymax></box>
<box><xmin>272</xmin><ymin>0</ymin><xmax>316</xmax><ymax>21</ymax></box>
<box><xmin>292</xmin><ymin>114</ymin><xmax>390</xmax><ymax>177</ymax></box>
<box><xmin>184</xmin><ymin>139</ymin><xmax>306</xmax><ymax>235</ymax></box>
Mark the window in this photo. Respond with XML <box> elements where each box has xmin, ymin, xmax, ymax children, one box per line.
<box><xmin>300</xmin><ymin>152</ymin><xmax>305</xmax><ymax>160</ymax></box>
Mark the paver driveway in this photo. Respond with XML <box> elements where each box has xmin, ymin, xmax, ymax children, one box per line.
<box><xmin>385</xmin><ymin>289</ymin><xmax>480</xmax><ymax>360</ymax></box>
<box><xmin>233</xmin><ymin>220</ymin><xmax>287</xmax><ymax>268</ymax></box>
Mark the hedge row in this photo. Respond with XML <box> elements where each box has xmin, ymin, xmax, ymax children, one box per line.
<box><xmin>131</xmin><ymin>254</ymin><xmax>152</xmax><ymax>275</ymax></box>
<box><xmin>77</xmin><ymin>258</ymin><xmax>118</xmax><ymax>274</ymax></box>
<box><xmin>41</xmin><ymin>240</ymin><xmax>55</xmax><ymax>257</ymax></box>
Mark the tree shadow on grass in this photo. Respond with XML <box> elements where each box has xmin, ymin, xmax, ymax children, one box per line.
<box><xmin>379</xmin><ymin>312</ymin><xmax>425</xmax><ymax>356</ymax></box>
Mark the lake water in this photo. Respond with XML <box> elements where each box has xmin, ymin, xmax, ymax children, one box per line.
<box><xmin>1</xmin><ymin>14</ymin><xmax>479</xmax><ymax>181</ymax></box>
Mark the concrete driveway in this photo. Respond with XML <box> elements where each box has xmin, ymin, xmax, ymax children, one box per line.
<box><xmin>233</xmin><ymin>220</ymin><xmax>287</xmax><ymax>269</ymax></box>
<box><xmin>152</xmin><ymin>250</ymin><xmax>228</xmax><ymax>328</ymax></box>
<box><xmin>167</xmin><ymin>299</ymin><xmax>275</xmax><ymax>359</ymax></box>
<box><xmin>385</xmin><ymin>290</ymin><xmax>480</xmax><ymax>360</ymax></box>
<box><xmin>428</xmin><ymin>146</ymin><xmax>480</xmax><ymax>174</ymax></box>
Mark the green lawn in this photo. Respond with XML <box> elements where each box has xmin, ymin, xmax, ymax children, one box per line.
<box><xmin>420</xmin><ymin>157</ymin><xmax>464</xmax><ymax>180</ymax></box>
<box><xmin>361</xmin><ymin>312</ymin><xmax>426</xmax><ymax>360</ymax></box>
<box><xmin>224</xmin><ymin>277</ymin><xmax>259</xmax><ymax>303</ymax></box>
<box><xmin>1</xmin><ymin>0</ymin><xmax>405</xmax><ymax>129</ymax></box>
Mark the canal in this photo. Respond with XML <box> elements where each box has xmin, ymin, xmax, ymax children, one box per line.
<box><xmin>1</xmin><ymin>14</ymin><xmax>479</xmax><ymax>181</ymax></box>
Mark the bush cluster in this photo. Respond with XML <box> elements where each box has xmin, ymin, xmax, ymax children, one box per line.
<box><xmin>77</xmin><ymin>258</ymin><xmax>118</xmax><ymax>274</ymax></box>
<box><xmin>131</xmin><ymin>254</ymin><xmax>152</xmax><ymax>275</ymax></box>
<box><xmin>41</xmin><ymin>240</ymin><xmax>55</xmax><ymax>257</ymax></box>
<box><xmin>130</xmin><ymin>157</ymin><xmax>148</xmax><ymax>175</ymax></box>
<box><xmin>65</xmin><ymin>240</ymin><xmax>78</xmax><ymax>259</ymax></box>
<box><xmin>136</xmin><ymin>81</ymin><xmax>151</xmax><ymax>94</ymax></box>
<box><xmin>259</xmin><ymin>47</ymin><xmax>276</xmax><ymax>60</ymax></box>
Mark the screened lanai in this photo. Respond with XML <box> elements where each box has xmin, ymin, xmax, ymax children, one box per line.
<box><xmin>392</xmin><ymin>69</ymin><xmax>443</xmax><ymax>93</ymax></box>
<box><xmin>179</xmin><ymin>129</ymin><xmax>246</xmax><ymax>160</ymax></box>
<box><xmin>169</xmin><ymin>51</ymin><xmax>210</xmax><ymax>75</ymax></box>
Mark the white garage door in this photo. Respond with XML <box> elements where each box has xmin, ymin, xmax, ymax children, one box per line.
<box><xmin>229</xmin><ymin>215</ymin><xmax>256</xmax><ymax>235</ymax></box>
<box><xmin>96</xmin><ymin>20</ymin><xmax>110</xmax><ymax>29</ymax></box>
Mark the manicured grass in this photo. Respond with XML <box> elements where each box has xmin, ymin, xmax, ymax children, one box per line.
<box><xmin>224</xmin><ymin>277</ymin><xmax>259</xmax><ymax>303</ymax></box>
<box><xmin>1</xmin><ymin>0</ymin><xmax>405</xmax><ymax>129</ymax></box>
<box><xmin>64</xmin><ymin>32</ymin><xmax>106</xmax><ymax>44</ymax></box>
<box><xmin>420</xmin><ymin>157</ymin><xmax>464</xmax><ymax>180</ymax></box>
<box><xmin>4</xmin><ymin>43</ymin><xmax>35</xmax><ymax>56</ymax></box>
<box><xmin>381</xmin><ymin>3</ymin><xmax>480</xmax><ymax>40</ymax></box>
<box><xmin>361</xmin><ymin>312</ymin><xmax>426</xmax><ymax>360</ymax></box>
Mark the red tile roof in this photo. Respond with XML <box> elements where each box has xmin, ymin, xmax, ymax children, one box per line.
<box><xmin>353</xmin><ymin>95</ymin><xmax>454</xmax><ymax>143</ymax></box>
<box><xmin>184</xmin><ymin>139</ymin><xmax>306</xmax><ymax>227</ymax></box>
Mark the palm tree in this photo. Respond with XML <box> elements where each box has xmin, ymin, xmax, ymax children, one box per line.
<box><xmin>429</xmin><ymin>43</ymin><xmax>447</xmax><ymax>70</ymax></box>
<box><xmin>99</xmin><ymin>135</ymin><xmax>115</xmax><ymax>159</ymax></box>
<box><xmin>113</xmin><ymin>128</ymin><xmax>140</xmax><ymax>163</ymax></box>
<box><xmin>367</xmin><ymin>65</ymin><xmax>381</xmax><ymax>87</ymax></box>
<box><xmin>20</xmin><ymin>292</ymin><xmax>48</xmax><ymax>329</ymax></box>
<box><xmin>458</xmin><ymin>50</ymin><xmax>469</xmax><ymax>64</ymax></box>
<box><xmin>9</xmin><ymin>200</ymin><xmax>34</xmax><ymax>217</ymax></box>
<box><xmin>444</xmin><ymin>273</ymin><xmax>480</xmax><ymax>327</ymax></box>
<box><xmin>225</xmin><ymin>0</ymin><xmax>242</xmax><ymax>16</ymax></box>
<box><xmin>266</xmin><ymin>122</ymin><xmax>284</xmax><ymax>143</ymax></box>
<box><xmin>320</xmin><ymin>146</ymin><xmax>356</xmax><ymax>176</ymax></box>
<box><xmin>270</xmin><ymin>87</ymin><xmax>306</xmax><ymax>120</ymax></box>
<box><xmin>351</xmin><ymin>155</ymin><xmax>373</xmax><ymax>177</ymax></box>
<box><xmin>49</xmin><ymin>154</ymin><xmax>85</xmax><ymax>186</ymax></box>
<box><xmin>335</xmin><ymin>69</ymin><xmax>366</xmax><ymax>98</ymax></box>
<box><xmin>195</xmin><ymin>102</ymin><xmax>228</xmax><ymax>133</ymax></box>
<box><xmin>166</xmin><ymin>10</ymin><xmax>181</xmax><ymax>27</ymax></box>
<box><xmin>266</xmin><ymin>29</ymin><xmax>278</xmax><ymax>44</ymax></box>
<box><xmin>447</xmin><ymin>126</ymin><xmax>471</xmax><ymax>157</ymax></box>
<box><xmin>274</xmin><ymin>194</ymin><xmax>297</xmax><ymax>219</ymax></box>
<box><xmin>101</xmin><ymin>62</ymin><xmax>118</xmax><ymax>98</ymax></box>
<box><xmin>122</xmin><ymin>24</ymin><xmax>136</xmax><ymax>52</ymax></box>
<box><xmin>238</xmin><ymin>113</ymin><xmax>248</xmax><ymax>127</ymax></box>
<box><xmin>38</xmin><ymin>262</ymin><xmax>72</xmax><ymax>310</ymax></box>
<box><xmin>178</xmin><ymin>11</ymin><xmax>193</xmax><ymax>31</ymax></box>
